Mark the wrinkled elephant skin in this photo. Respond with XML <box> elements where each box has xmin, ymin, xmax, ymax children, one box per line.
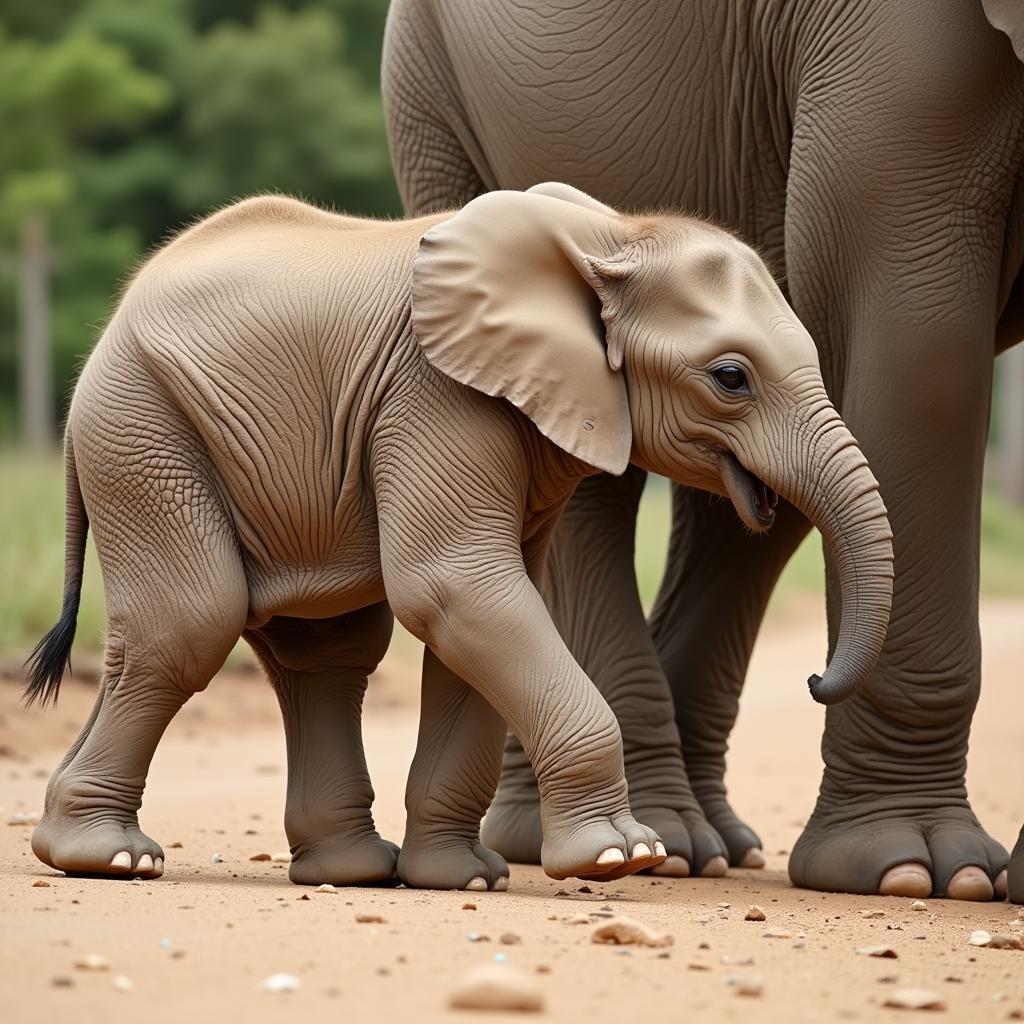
<box><xmin>26</xmin><ymin>189</ymin><xmax>891</xmax><ymax>891</ymax></box>
<box><xmin>383</xmin><ymin>0</ymin><xmax>1024</xmax><ymax>898</ymax></box>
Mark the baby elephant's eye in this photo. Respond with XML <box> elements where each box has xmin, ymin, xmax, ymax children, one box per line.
<box><xmin>712</xmin><ymin>365</ymin><xmax>748</xmax><ymax>393</ymax></box>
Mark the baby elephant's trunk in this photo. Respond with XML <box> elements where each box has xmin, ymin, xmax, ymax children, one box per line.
<box><xmin>769</xmin><ymin>396</ymin><xmax>894</xmax><ymax>705</ymax></box>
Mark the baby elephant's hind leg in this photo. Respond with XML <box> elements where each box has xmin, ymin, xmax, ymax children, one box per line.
<box><xmin>249</xmin><ymin>604</ymin><xmax>399</xmax><ymax>887</ymax></box>
<box><xmin>32</xmin><ymin>470</ymin><xmax>247</xmax><ymax>879</ymax></box>
<box><xmin>398</xmin><ymin>648</ymin><xmax>509</xmax><ymax>892</ymax></box>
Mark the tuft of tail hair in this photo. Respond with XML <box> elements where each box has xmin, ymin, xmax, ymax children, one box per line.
<box><xmin>23</xmin><ymin>438</ymin><xmax>88</xmax><ymax>708</ymax></box>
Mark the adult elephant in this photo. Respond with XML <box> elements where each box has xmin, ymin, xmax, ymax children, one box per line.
<box><xmin>382</xmin><ymin>0</ymin><xmax>1024</xmax><ymax>899</ymax></box>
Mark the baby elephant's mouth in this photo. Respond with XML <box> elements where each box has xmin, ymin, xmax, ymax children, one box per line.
<box><xmin>719</xmin><ymin>452</ymin><xmax>778</xmax><ymax>532</ymax></box>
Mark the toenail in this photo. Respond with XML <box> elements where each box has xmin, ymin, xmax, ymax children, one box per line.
<box><xmin>110</xmin><ymin>851</ymin><xmax>132</xmax><ymax>869</ymax></box>
<box><xmin>740</xmin><ymin>848</ymin><xmax>766</xmax><ymax>869</ymax></box>
<box><xmin>994</xmin><ymin>870</ymin><xmax>1007</xmax><ymax>899</ymax></box>
<box><xmin>947</xmin><ymin>867</ymin><xmax>994</xmax><ymax>901</ymax></box>
<box><xmin>136</xmin><ymin>854</ymin><xmax>154</xmax><ymax>872</ymax></box>
<box><xmin>649</xmin><ymin>855</ymin><xmax>689</xmax><ymax>877</ymax></box>
<box><xmin>700</xmin><ymin>855</ymin><xmax>728</xmax><ymax>878</ymax></box>
<box><xmin>879</xmin><ymin>864</ymin><xmax>932</xmax><ymax>899</ymax></box>
<box><xmin>631</xmin><ymin>843</ymin><xmax>652</xmax><ymax>860</ymax></box>
<box><xmin>596</xmin><ymin>848</ymin><xmax>625</xmax><ymax>867</ymax></box>
<box><xmin>653</xmin><ymin>842</ymin><xmax>667</xmax><ymax>858</ymax></box>
<box><xmin>465</xmin><ymin>876</ymin><xmax>488</xmax><ymax>891</ymax></box>
<box><xmin>153</xmin><ymin>858</ymin><xmax>164</xmax><ymax>877</ymax></box>
<box><xmin>493</xmin><ymin>877</ymin><xmax>509</xmax><ymax>892</ymax></box>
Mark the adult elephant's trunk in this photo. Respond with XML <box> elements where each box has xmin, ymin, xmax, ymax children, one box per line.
<box><xmin>769</xmin><ymin>395</ymin><xmax>894</xmax><ymax>705</ymax></box>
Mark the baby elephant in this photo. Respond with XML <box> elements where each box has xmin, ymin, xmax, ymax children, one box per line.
<box><xmin>27</xmin><ymin>183</ymin><xmax>893</xmax><ymax>891</ymax></box>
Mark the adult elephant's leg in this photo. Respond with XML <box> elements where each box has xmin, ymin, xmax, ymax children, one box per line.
<box><xmin>1010</xmin><ymin>827</ymin><xmax>1024</xmax><ymax>905</ymax></box>
<box><xmin>784</xmin><ymin>4</ymin><xmax>1023</xmax><ymax>899</ymax></box>
<box><xmin>484</xmin><ymin>468</ymin><xmax>729</xmax><ymax>877</ymax></box>
<box><xmin>247</xmin><ymin>604</ymin><xmax>400</xmax><ymax>887</ymax></box>
<box><xmin>650</xmin><ymin>489</ymin><xmax>810</xmax><ymax>867</ymax></box>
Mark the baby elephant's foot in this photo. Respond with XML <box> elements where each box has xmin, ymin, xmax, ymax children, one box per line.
<box><xmin>32</xmin><ymin>779</ymin><xmax>164</xmax><ymax>879</ymax></box>
<box><xmin>289</xmin><ymin>831</ymin><xmax>400</xmax><ymax>887</ymax></box>
<box><xmin>398</xmin><ymin>839</ymin><xmax>510</xmax><ymax>892</ymax></box>
<box><xmin>541</xmin><ymin>814</ymin><xmax>666</xmax><ymax>882</ymax></box>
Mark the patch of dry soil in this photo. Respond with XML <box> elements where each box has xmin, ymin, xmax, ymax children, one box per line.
<box><xmin>1</xmin><ymin>601</ymin><xmax>1022</xmax><ymax>1023</ymax></box>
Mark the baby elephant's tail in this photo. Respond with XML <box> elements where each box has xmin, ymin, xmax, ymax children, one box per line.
<box><xmin>24</xmin><ymin>437</ymin><xmax>88</xmax><ymax>707</ymax></box>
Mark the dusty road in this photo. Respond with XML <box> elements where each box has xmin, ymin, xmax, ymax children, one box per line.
<box><xmin>1</xmin><ymin>601</ymin><xmax>1022</xmax><ymax>1023</ymax></box>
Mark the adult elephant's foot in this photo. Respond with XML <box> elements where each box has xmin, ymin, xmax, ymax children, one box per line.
<box><xmin>680</xmin><ymin>783</ymin><xmax>764</xmax><ymax>871</ymax></box>
<box><xmin>483</xmin><ymin>736</ymin><xmax>729</xmax><ymax>878</ymax></box>
<box><xmin>398</xmin><ymin>836</ymin><xmax>509</xmax><ymax>892</ymax></box>
<box><xmin>32</xmin><ymin>774</ymin><xmax>164</xmax><ymax>879</ymax></box>
<box><xmin>789</xmin><ymin>797</ymin><xmax>1009</xmax><ymax>900</ymax></box>
<box><xmin>288</xmin><ymin>830</ymin><xmax>400</xmax><ymax>887</ymax></box>
<box><xmin>1009</xmin><ymin>827</ymin><xmax>1024</xmax><ymax>905</ymax></box>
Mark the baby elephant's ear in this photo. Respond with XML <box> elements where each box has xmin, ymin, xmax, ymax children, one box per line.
<box><xmin>411</xmin><ymin>189</ymin><xmax>632</xmax><ymax>476</ymax></box>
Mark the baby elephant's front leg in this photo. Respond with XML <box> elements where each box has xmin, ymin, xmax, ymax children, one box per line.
<box><xmin>405</xmin><ymin>571</ymin><xmax>667</xmax><ymax>882</ymax></box>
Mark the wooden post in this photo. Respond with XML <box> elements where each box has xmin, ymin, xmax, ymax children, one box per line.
<box><xmin>16</xmin><ymin>212</ymin><xmax>56</xmax><ymax>453</ymax></box>
<box><xmin>999</xmin><ymin>343</ymin><xmax>1024</xmax><ymax>506</ymax></box>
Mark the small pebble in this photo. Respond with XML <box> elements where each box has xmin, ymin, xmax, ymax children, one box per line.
<box><xmin>74</xmin><ymin>954</ymin><xmax>110</xmax><ymax>972</ymax></box>
<box><xmin>910</xmin><ymin>900</ymin><xmax>927</xmax><ymax>912</ymax></box>
<box><xmin>591</xmin><ymin>916</ymin><xmax>673</xmax><ymax>949</ymax></box>
<box><xmin>462</xmin><ymin>902</ymin><xmax>477</xmax><ymax>911</ymax></box>
<box><xmin>448</xmin><ymin>963</ymin><xmax>543</xmax><ymax>1013</ymax></box>
<box><xmin>732</xmin><ymin>975</ymin><xmax>764</xmax><ymax>997</ymax></box>
<box><xmin>209</xmin><ymin>853</ymin><xmax>223</xmax><ymax>864</ymax></box>
<box><xmin>271</xmin><ymin>852</ymin><xmax>291</xmax><ymax>863</ymax></box>
<box><xmin>744</xmin><ymin>905</ymin><xmax>766</xmax><ymax>922</ymax></box>
<box><xmin>721</xmin><ymin>954</ymin><xmax>755</xmax><ymax>966</ymax></box>
<box><xmin>356</xmin><ymin>913</ymin><xmax>386</xmax><ymax>924</ymax></box>
<box><xmin>762</xmin><ymin>929</ymin><xmax>793</xmax><ymax>939</ymax></box>
<box><xmin>314</xmin><ymin>884</ymin><xmax>337</xmax><ymax>894</ymax></box>
<box><xmin>50</xmin><ymin>976</ymin><xmax>74</xmax><ymax>989</ymax></box>
<box><xmin>860</xmin><ymin>909</ymin><xmax>885</xmax><ymax>919</ymax></box>
<box><xmin>564</xmin><ymin>914</ymin><xmax>591</xmax><ymax>925</ymax></box>
<box><xmin>883</xmin><ymin>988</ymin><xmax>945</xmax><ymax>1011</ymax></box>
<box><xmin>718</xmin><ymin>902</ymin><xmax>731</xmax><ymax>909</ymax></box>
<box><xmin>500</xmin><ymin>933</ymin><xmax>522</xmax><ymax>945</ymax></box>
<box><xmin>857</xmin><ymin>945</ymin><xmax>898</xmax><ymax>959</ymax></box>
<box><xmin>7</xmin><ymin>811</ymin><xmax>40</xmax><ymax>826</ymax></box>
<box><xmin>32</xmin><ymin>880</ymin><xmax>51</xmax><ymax>888</ymax></box>
<box><xmin>976</xmin><ymin>933</ymin><xmax>1024</xmax><ymax>950</ymax></box>
<box><xmin>259</xmin><ymin>973</ymin><xmax>301</xmax><ymax>994</ymax></box>
<box><xmin>465</xmin><ymin>932</ymin><xmax>490</xmax><ymax>943</ymax></box>
<box><xmin>112</xmin><ymin>975</ymin><xmax>134</xmax><ymax>993</ymax></box>
<box><xmin>249</xmin><ymin>853</ymin><xmax>271</xmax><ymax>862</ymax></box>
<box><xmin>159</xmin><ymin>938</ymin><xmax>172</xmax><ymax>951</ymax></box>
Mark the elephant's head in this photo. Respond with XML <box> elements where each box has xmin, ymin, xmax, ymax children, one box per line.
<box><xmin>411</xmin><ymin>183</ymin><xmax>893</xmax><ymax>705</ymax></box>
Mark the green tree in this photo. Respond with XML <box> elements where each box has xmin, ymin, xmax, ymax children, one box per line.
<box><xmin>175</xmin><ymin>5</ymin><xmax>398</xmax><ymax>216</ymax></box>
<box><xmin>0</xmin><ymin>24</ymin><xmax>170</xmax><ymax>442</ymax></box>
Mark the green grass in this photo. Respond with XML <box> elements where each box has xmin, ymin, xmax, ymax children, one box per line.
<box><xmin>3</xmin><ymin>450</ymin><xmax>1023</xmax><ymax>659</ymax></box>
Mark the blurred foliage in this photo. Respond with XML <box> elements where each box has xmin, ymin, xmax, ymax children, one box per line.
<box><xmin>0</xmin><ymin>0</ymin><xmax>399</xmax><ymax>438</ymax></box>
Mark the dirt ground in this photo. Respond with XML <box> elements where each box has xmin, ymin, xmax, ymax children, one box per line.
<box><xmin>1</xmin><ymin>600</ymin><xmax>1022</xmax><ymax>1023</ymax></box>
